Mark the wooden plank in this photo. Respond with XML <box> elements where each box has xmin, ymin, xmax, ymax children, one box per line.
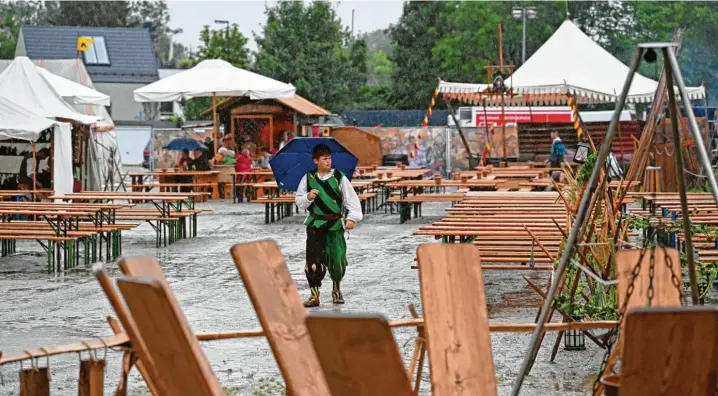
<box><xmin>116</xmin><ymin>277</ymin><xmax>224</xmax><ymax>396</ymax></box>
<box><xmin>620</xmin><ymin>307</ymin><xmax>718</xmax><ymax>395</ymax></box>
<box><xmin>417</xmin><ymin>244</ymin><xmax>497</xmax><ymax>396</ymax></box>
<box><xmin>306</xmin><ymin>314</ymin><xmax>413</xmax><ymax>396</ymax></box>
<box><xmin>230</xmin><ymin>241</ymin><xmax>331</xmax><ymax>396</ymax></box>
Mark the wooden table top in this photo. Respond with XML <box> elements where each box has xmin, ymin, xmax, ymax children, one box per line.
<box><xmin>129</xmin><ymin>171</ymin><xmax>220</xmax><ymax>176</ymax></box>
<box><xmin>50</xmin><ymin>194</ymin><xmax>191</xmax><ymax>202</ymax></box>
<box><xmin>362</xmin><ymin>169</ymin><xmax>433</xmax><ymax>179</ymax></box>
<box><xmin>386</xmin><ymin>180</ymin><xmax>498</xmax><ymax>188</ymax></box>
<box><xmin>252</xmin><ymin>180</ymin><xmax>372</xmax><ymax>189</ymax></box>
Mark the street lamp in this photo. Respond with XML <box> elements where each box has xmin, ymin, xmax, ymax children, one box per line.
<box><xmin>214</xmin><ymin>20</ymin><xmax>230</xmax><ymax>62</ymax></box>
<box><xmin>512</xmin><ymin>7</ymin><xmax>537</xmax><ymax>65</ymax></box>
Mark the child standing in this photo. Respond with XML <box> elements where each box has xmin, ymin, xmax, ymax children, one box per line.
<box><xmin>295</xmin><ymin>144</ymin><xmax>362</xmax><ymax>307</ymax></box>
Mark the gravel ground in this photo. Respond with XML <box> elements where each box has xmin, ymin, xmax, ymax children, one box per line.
<box><xmin>0</xmin><ymin>199</ymin><xmax>605</xmax><ymax>395</ymax></box>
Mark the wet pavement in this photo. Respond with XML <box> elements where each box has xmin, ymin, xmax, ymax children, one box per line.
<box><xmin>0</xmin><ymin>200</ymin><xmax>605</xmax><ymax>395</ymax></box>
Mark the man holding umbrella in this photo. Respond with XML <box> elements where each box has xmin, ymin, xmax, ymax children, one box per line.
<box><xmin>294</xmin><ymin>143</ymin><xmax>363</xmax><ymax>307</ymax></box>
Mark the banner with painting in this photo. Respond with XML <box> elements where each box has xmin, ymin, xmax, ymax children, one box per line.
<box><xmin>366</xmin><ymin>126</ymin><xmax>519</xmax><ymax>173</ymax></box>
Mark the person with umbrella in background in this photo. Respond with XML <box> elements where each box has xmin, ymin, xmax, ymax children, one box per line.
<box><xmin>294</xmin><ymin>143</ymin><xmax>362</xmax><ymax>307</ymax></box>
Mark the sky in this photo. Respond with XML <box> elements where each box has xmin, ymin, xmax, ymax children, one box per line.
<box><xmin>167</xmin><ymin>0</ymin><xmax>404</xmax><ymax>52</ymax></box>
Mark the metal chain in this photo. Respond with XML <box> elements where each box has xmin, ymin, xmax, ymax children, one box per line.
<box><xmin>661</xmin><ymin>245</ymin><xmax>685</xmax><ymax>304</ymax></box>
<box><xmin>592</xmin><ymin>225</ymin><xmax>660</xmax><ymax>394</ymax></box>
<box><xmin>591</xmin><ymin>233</ymin><xmax>651</xmax><ymax>394</ymax></box>
<box><xmin>648</xmin><ymin>245</ymin><xmax>656</xmax><ymax>307</ymax></box>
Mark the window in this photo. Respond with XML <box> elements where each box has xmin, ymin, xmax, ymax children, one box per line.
<box><xmin>160</xmin><ymin>102</ymin><xmax>174</xmax><ymax>114</ymax></box>
<box><xmin>83</xmin><ymin>36</ymin><xmax>110</xmax><ymax>65</ymax></box>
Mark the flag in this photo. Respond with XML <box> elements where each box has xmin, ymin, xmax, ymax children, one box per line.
<box><xmin>77</xmin><ymin>37</ymin><xmax>94</xmax><ymax>52</ymax></box>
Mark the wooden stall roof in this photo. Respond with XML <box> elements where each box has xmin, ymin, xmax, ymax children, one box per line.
<box><xmin>201</xmin><ymin>95</ymin><xmax>330</xmax><ymax>116</ymax></box>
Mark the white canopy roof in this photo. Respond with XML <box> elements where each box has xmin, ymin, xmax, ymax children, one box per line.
<box><xmin>134</xmin><ymin>59</ymin><xmax>296</xmax><ymax>102</ymax></box>
<box><xmin>37</xmin><ymin>66</ymin><xmax>110</xmax><ymax>106</ymax></box>
<box><xmin>0</xmin><ymin>96</ymin><xmax>59</xmax><ymax>141</ymax></box>
<box><xmin>0</xmin><ymin>57</ymin><xmax>99</xmax><ymax>124</ymax></box>
<box><xmin>439</xmin><ymin>20</ymin><xmax>705</xmax><ymax>104</ymax></box>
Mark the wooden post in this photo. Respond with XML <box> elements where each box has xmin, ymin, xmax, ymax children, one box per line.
<box><xmin>78</xmin><ymin>359</ymin><xmax>106</xmax><ymax>396</ymax></box>
<box><xmin>269</xmin><ymin>115</ymin><xmax>274</xmax><ymax>151</ymax></box>
<box><xmin>212</xmin><ymin>93</ymin><xmax>218</xmax><ymax>160</ymax></box>
<box><xmin>499</xmin><ymin>24</ymin><xmax>507</xmax><ymax>165</ymax></box>
<box><xmin>31</xmin><ymin>142</ymin><xmax>37</xmax><ymax>202</ymax></box>
<box><xmin>20</xmin><ymin>367</ymin><xmax>50</xmax><ymax>396</ymax></box>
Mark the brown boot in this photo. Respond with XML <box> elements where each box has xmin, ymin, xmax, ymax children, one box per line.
<box><xmin>332</xmin><ymin>281</ymin><xmax>344</xmax><ymax>304</ymax></box>
<box><xmin>303</xmin><ymin>287</ymin><xmax>320</xmax><ymax>307</ymax></box>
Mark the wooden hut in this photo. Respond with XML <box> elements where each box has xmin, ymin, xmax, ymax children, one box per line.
<box><xmin>203</xmin><ymin>95</ymin><xmax>330</xmax><ymax>152</ymax></box>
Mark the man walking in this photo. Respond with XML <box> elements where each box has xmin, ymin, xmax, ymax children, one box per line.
<box><xmin>295</xmin><ymin>144</ymin><xmax>362</xmax><ymax>307</ymax></box>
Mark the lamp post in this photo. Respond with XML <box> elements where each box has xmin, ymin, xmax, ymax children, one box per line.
<box><xmin>214</xmin><ymin>20</ymin><xmax>230</xmax><ymax>62</ymax></box>
<box><xmin>512</xmin><ymin>7</ymin><xmax>537</xmax><ymax>65</ymax></box>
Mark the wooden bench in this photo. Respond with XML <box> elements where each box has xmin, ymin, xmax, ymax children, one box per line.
<box><xmin>131</xmin><ymin>183</ymin><xmax>215</xmax><ymax>202</ymax></box>
<box><xmin>387</xmin><ymin>193</ymin><xmax>466</xmax><ymax>223</ymax></box>
<box><xmin>358</xmin><ymin>192</ymin><xmax>378</xmax><ymax>213</ymax></box>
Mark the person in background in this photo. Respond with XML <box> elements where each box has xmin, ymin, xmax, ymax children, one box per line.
<box><xmin>548</xmin><ymin>130</ymin><xmax>565</xmax><ymax>168</ymax></box>
<box><xmin>278</xmin><ymin>131</ymin><xmax>294</xmax><ymax>150</ymax></box>
<box><xmin>205</xmin><ymin>136</ymin><xmax>215</xmax><ymax>160</ymax></box>
<box><xmin>178</xmin><ymin>149</ymin><xmax>192</xmax><ymax>170</ymax></box>
<box><xmin>547</xmin><ymin>130</ymin><xmax>566</xmax><ymax>182</ymax></box>
<box><xmin>256</xmin><ymin>146</ymin><xmax>273</xmax><ymax>169</ymax></box>
<box><xmin>235</xmin><ymin>148</ymin><xmax>252</xmax><ymax>173</ymax></box>
<box><xmin>191</xmin><ymin>148</ymin><xmax>211</xmax><ymax>171</ymax></box>
<box><xmin>18</xmin><ymin>147</ymin><xmax>50</xmax><ymax>189</ymax></box>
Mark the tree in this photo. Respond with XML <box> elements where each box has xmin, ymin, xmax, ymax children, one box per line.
<box><xmin>367</xmin><ymin>50</ymin><xmax>393</xmax><ymax>86</ymax></box>
<box><xmin>0</xmin><ymin>0</ymin><xmax>54</xmax><ymax>59</ymax></box>
<box><xmin>130</xmin><ymin>0</ymin><xmax>185</xmax><ymax>67</ymax></box>
<box><xmin>46</xmin><ymin>1</ymin><xmax>134</xmax><ymax>27</ymax></box>
<box><xmin>361</xmin><ymin>28</ymin><xmax>393</xmax><ymax>56</ymax></box>
<box><xmin>390</xmin><ymin>1</ymin><xmax>447</xmax><ymax>109</ymax></box>
<box><xmin>195</xmin><ymin>24</ymin><xmax>249</xmax><ymax>68</ymax></box>
<box><xmin>255</xmin><ymin>1</ymin><xmax>366</xmax><ymax>112</ymax></box>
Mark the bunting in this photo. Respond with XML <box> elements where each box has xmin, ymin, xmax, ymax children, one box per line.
<box><xmin>422</xmin><ymin>87</ymin><xmax>441</xmax><ymax>128</ymax></box>
<box><xmin>567</xmin><ymin>95</ymin><xmax>583</xmax><ymax>139</ymax></box>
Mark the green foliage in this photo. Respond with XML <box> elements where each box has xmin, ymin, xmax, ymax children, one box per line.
<box><xmin>367</xmin><ymin>50</ymin><xmax>393</xmax><ymax>86</ymax></box>
<box><xmin>389</xmin><ymin>1</ymin><xmax>446</xmax><ymax>109</ymax></box>
<box><xmin>195</xmin><ymin>23</ymin><xmax>249</xmax><ymax>68</ymax></box>
<box><xmin>255</xmin><ymin>1</ymin><xmax>367</xmax><ymax>113</ymax></box>
<box><xmin>577</xmin><ymin>152</ymin><xmax>598</xmax><ymax>186</ymax></box>
<box><xmin>45</xmin><ymin>1</ymin><xmax>134</xmax><ymax>27</ymax></box>
<box><xmin>182</xmin><ymin>97</ymin><xmax>213</xmax><ymax>121</ymax></box>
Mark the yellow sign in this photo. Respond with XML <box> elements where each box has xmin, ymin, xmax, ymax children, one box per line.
<box><xmin>77</xmin><ymin>37</ymin><xmax>94</xmax><ymax>52</ymax></box>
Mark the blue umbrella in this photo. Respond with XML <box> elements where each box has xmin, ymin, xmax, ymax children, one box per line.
<box><xmin>270</xmin><ymin>137</ymin><xmax>358</xmax><ymax>192</ymax></box>
<box><xmin>164</xmin><ymin>138</ymin><xmax>207</xmax><ymax>151</ymax></box>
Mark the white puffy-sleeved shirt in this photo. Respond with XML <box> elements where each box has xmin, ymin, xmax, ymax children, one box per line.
<box><xmin>295</xmin><ymin>169</ymin><xmax>363</xmax><ymax>225</ymax></box>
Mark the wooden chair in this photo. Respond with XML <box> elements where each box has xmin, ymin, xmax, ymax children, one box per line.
<box><xmin>116</xmin><ymin>276</ymin><xmax>225</xmax><ymax>396</ymax></box>
<box><xmin>619</xmin><ymin>306</ymin><xmax>718</xmax><ymax>395</ymax></box>
<box><xmin>94</xmin><ymin>265</ymin><xmax>164</xmax><ymax>395</ymax></box>
<box><xmin>230</xmin><ymin>240</ymin><xmax>331</xmax><ymax>396</ymax></box>
<box><xmin>305</xmin><ymin>313</ymin><xmax>414</xmax><ymax>396</ymax></box>
<box><xmin>594</xmin><ymin>247</ymin><xmax>684</xmax><ymax>395</ymax></box>
<box><xmin>416</xmin><ymin>243</ymin><xmax>498</xmax><ymax>396</ymax></box>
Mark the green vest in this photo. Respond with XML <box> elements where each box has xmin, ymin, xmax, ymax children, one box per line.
<box><xmin>305</xmin><ymin>169</ymin><xmax>344</xmax><ymax>231</ymax></box>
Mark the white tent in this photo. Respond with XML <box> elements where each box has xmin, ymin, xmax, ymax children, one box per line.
<box><xmin>0</xmin><ymin>57</ymin><xmax>99</xmax><ymax>124</ymax></box>
<box><xmin>134</xmin><ymin>59</ymin><xmax>296</xmax><ymax>153</ymax></box>
<box><xmin>133</xmin><ymin>59</ymin><xmax>296</xmax><ymax>102</ymax></box>
<box><xmin>0</xmin><ymin>96</ymin><xmax>74</xmax><ymax>196</ymax></box>
<box><xmin>37</xmin><ymin>66</ymin><xmax>110</xmax><ymax>106</ymax></box>
<box><xmin>0</xmin><ymin>58</ymin><xmax>124</xmax><ymax>191</ymax></box>
<box><xmin>439</xmin><ymin>20</ymin><xmax>705</xmax><ymax>104</ymax></box>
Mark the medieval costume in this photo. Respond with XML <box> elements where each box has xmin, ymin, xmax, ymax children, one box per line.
<box><xmin>296</xmin><ymin>169</ymin><xmax>362</xmax><ymax>306</ymax></box>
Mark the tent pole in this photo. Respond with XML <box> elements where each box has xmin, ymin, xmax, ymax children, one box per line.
<box><xmin>212</xmin><ymin>92</ymin><xmax>218</xmax><ymax>161</ymax></box>
<box><xmin>32</xmin><ymin>142</ymin><xmax>37</xmax><ymax>202</ymax></box>
<box><xmin>509</xmin><ymin>46</ymin><xmax>643</xmax><ymax>396</ymax></box>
